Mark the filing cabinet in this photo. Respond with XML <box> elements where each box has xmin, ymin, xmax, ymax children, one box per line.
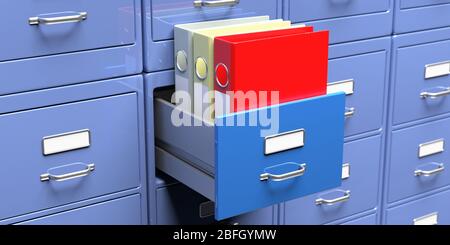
<box><xmin>0</xmin><ymin>0</ymin><xmax>143</xmax><ymax>95</ymax></box>
<box><xmin>0</xmin><ymin>75</ymin><xmax>147</xmax><ymax>224</ymax></box>
<box><xmin>340</xmin><ymin>214</ymin><xmax>377</xmax><ymax>225</ymax></box>
<box><xmin>283</xmin><ymin>0</ymin><xmax>393</xmax><ymax>44</ymax></box>
<box><xmin>143</xmin><ymin>0</ymin><xmax>283</xmax><ymax>72</ymax></box>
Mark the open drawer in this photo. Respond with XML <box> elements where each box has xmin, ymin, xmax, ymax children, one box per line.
<box><xmin>154</xmin><ymin>88</ymin><xmax>345</xmax><ymax>220</ymax></box>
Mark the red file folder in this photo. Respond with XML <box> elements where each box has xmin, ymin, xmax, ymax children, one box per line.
<box><xmin>214</xmin><ymin>26</ymin><xmax>328</xmax><ymax>113</ymax></box>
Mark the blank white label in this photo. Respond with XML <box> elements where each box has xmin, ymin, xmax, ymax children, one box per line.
<box><xmin>425</xmin><ymin>61</ymin><xmax>450</xmax><ymax>79</ymax></box>
<box><xmin>43</xmin><ymin>129</ymin><xmax>90</xmax><ymax>156</ymax></box>
<box><xmin>327</xmin><ymin>79</ymin><xmax>354</xmax><ymax>95</ymax></box>
<box><xmin>419</xmin><ymin>139</ymin><xmax>444</xmax><ymax>158</ymax></box>
<box><xmin>265</xmin><ymin>129</ymin><xmax>304</xmax><ymax>155</ymax></box>
<box><xmin>342</xmin><ymin>163</ymin><xmax>350</xmax><ymax>180</ymax></box>
<box><xmin>414</xmin><ymin>212</ymin><xmax>438</xmax><ymax>225</ymax></box>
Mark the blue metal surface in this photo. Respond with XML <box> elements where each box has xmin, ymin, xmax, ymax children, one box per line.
<box><xmin>0</xmin><ymin>75</ymin><xmax>148</xmax><ymax>224</ymax></box>
<box><xmin>283</xmin><ymin>135</ymin><xmax>382</xmax><ymax>224</ymax></box>
<box><xmin>16</xmin><ymin>195</ymin><xmax>143</xmax><ymax>225</ymax></box>
<box><xmin>0</xmin><ymin>0</ymin><xmax>142</xmax><ymax>95</ymax></box>
<box><xmin>215</xmin><ymin>93</ymin><xmax>345</xmax><ymax>220</ymax></box>
<box><xmin>142</xmin><ymin>0</ymin><xmax>282</xmax><ymax>72</ymax></box>
<box><xmin>284</xmin><ymin>0</ymin><xmax>393</xmax><ymax>44</ymax></box>
<box><xmin>329</xmin><ymin>37</ymin><xmax>390</xmax><ymax>138</ymax></box>
<box><xmin>340</xmin><ymin>214</ymin><xmax>377</xmax><ymax>225</ymax></box>
<box><xmin>394</xmin><ymin>0</ymin><xmax>450</xmax><ymax>34</ymax></box>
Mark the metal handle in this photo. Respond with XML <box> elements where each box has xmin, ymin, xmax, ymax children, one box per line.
<box><xmin>194</xmin><ymin>0</ymin><xmax>240</xmax><ymax>7</ymax></box>
<box><xmin>344</xmin><ymin>107</ymin><xmax>355</xmax><ymax>118</ymax></box>
<box><xmin>260</xmin><ymin>163</ymin><xmax>306</xmax><ymax>181</ymax></box>
<box><xmin>315</xmin><ymin>190</ymin><xmax>351</xmax><ymax>205</ymax></box>
<box><xmin>29</xmin><ymin>12</ymin><xmax>87</xmax><ymax>25</ymax></box>
<box><xmin>415</xmin><ymin>163</ymin><xmax>445</xmax><ymax>177</ymax></box>
<box><xmin>420</xmin><ymin>87</ymin><xmax>450</xmax><ymax>99</ymax></box>
<box><xmin>40</xmin><ymin>163</ymin><xmax>95</xmax><ymax>182</ymax></box>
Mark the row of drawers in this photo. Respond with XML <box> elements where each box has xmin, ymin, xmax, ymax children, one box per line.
<box><xmin>0</xmin><ymin>75</ymin><xmax>146</xmax><ymax>223</ymax></box>
<box><xmin>145</xmin><ymin>0</ymin><xmax>450</xmax><ymax>72</ymax></box>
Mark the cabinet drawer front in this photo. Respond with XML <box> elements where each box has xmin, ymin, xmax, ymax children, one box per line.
<box><xmin>341</xmin><ymin>214</ymin><xmax>377</xmax><ymax>225</ymax></box>
<box><xmin>393</xmin><ymin>34</ymin><xmax>450</xmax><ymax>125</ymax></box>
<box><xmin>388</xmin><ymin>118</ymin><xmax>450</xmax><ymax>203</ymax></box>
<box><xmin>386</xmin><ymin>190</ymin><xmax>450</xmax><ymax>225</ymax></box>
<box><xmin>151</xmin><ymin>0</ymin><xmax>279</xmax><ymax>41</ymax></box>
<box><xmin>0</xmin><ymin>93</ymin><xmax>140</xmax><ymax>219</ymax></box>
<box><xmin>216</xmin><ymin>93</ymin><xmax>345</xmax><ymax>220</ymax></box>
<box><xmin>328</xmin><ymin>39</ymin><xmax>389</xmax><ymax>137</ymax></box>
<box><xmin>0</xmin><ymin>0</ymin><xmax>135</xmax><ymax>62</ymax></box>
<box><xmin>395</xmin><ymin>0</ymin><xmax>450</xmax><ymax>33</ymax></box>
<box><xmin>17</xmin><ymin>195</ymin><xmax>142</xmax><ymax>225</ymax></box>
<box><xmin>156</xmin><ymin>181</ymin><xmax>274</xmax><ymax>225</ymax></box>
<box><xmin>286</xmin><ymin>0</ymin><xmax>392</xmax><ymax>44</ymax></box>
<box><xmin>284</xmin><ymin>135</ymin><xmax>382</xmax><ymax>224</ymax></box>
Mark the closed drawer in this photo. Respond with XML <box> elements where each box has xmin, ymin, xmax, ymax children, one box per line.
<box><xmin>155</xmin><ymin>89</ymin><xmax>345</xmax><ymax>220</ymax></box>
<box><xmin>394</xmin><ymin>0</ymin><xmax>450</xmax><ymax>33</ymax></box>
<box><xmin>328</xmin><ymin>37</ymin><xmax>390</xmax><ymax>137</ymax></box>
<box><xmin>0</xmin><ymin>0</ymin><xmax>135</xmax><ymax>62</ymax></box>
<box><xmin>284</xmin><ymin>135</ymin><xmax>382</xmax><ymax>224</ymax></box>
<box><xmin>0</xmin><ymin>85</ymin><xmax>140</xmax><ymax>220</ymax></box>
<box><xmin>340</xmin><ymin>214</ymin><xmax>377</xmax><ymax>225</ymax></box>
<box><xmin>388</xmin><ymin>117</ymin><xmax>450</xmax><ymax>203</ymax></box>
<box><xmin>285</xmin><ymin>0</ymin><xmax>392</xmax><ymax>43</ymax></box>
<box><xmin>151</xmin><ymin>0</ymin><xmax>279</xmax><ymax>41</ymax></box>
<box><xmin>392</xmin><ymin>29</ymin><xmax>450</xmax><ymax>125</ymax></box>
<box><xmin>386</xmin><ymin>189</ymin><xmax>450</xmax><ymax>225</ymax></box>
<box><xmin>156</xmin><ymin>178</ymin><xmax>274</xmax><ymax>225</ymax></box>
<box><xmin>16</xmin><ymin>195</ymin><xmax>142</xmax><ymax>225</ymax></box>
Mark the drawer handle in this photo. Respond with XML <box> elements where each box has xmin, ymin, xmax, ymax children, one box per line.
<box><xmin>260</xmin><ymin>163</ymin><xmax>306</xmax><ymax>182</ymax></box>
<box><xmin>344</xmin><ymin>107</ymin><xmax>355</xmax><ymax>118</ymax></box>
<box><xmin>315</xmin><ymin>190</ymin><xmax>351</xmax><ymax>206</ymax></box>
<box><xmin>40</xmin><ymin>163</ymin><xmax>95</xmax><ymax>182</ymax></box>
<box><xmin>415</xmin><ymin>163</ymin><xmax>445</xmax><ymax>177</ymax></box>
<box><xmin>420</xmin><ymin>87</ymin><xmax>450</xmax><ymax>99</ymax></box>
<box><xmin>194</xmin><ymin>0</ymin><xmax>240</xmax><ymax>7</ymax></box>
<box><xmin>29</xmin><ymin>12</ymin><xmax>87</xmax><ymax>25</ymax></box>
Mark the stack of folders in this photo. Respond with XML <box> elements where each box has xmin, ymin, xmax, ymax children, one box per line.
<box><xmin>174</xmin><ymin>16</ymin><xmax>329</xmax><ymax>122</ymax></box>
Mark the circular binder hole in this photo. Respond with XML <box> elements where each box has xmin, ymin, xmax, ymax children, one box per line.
<box><xmin>176</xmin><ymin>50</ymin><xmax>188</xmax><ymax>72</ymax></box>
<box><xmin>195</xmin><ymin>57</ymin><xmax>208</xmax><ymax>80</ymax></box>
<box><xmin>215</xmin><ymin>63</ymin><xmax>229</xmax><ymax>88</ymax></box>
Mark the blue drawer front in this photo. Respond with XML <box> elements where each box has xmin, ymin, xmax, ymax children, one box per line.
<box><xmin>386</xmin><ymin>189</ymin><xmax>450</xmax><ymax>225</ymax></box>
<box><xmin>0</xmin><ymin>78</ymin><xmax>142</xmax><ymax>220</ymax></box>
<box><xmin>17</xmin><ymin>195</ymin><xmax>142</xmax><ymax>225</ymax></box>
<box><xmin>329</xmin><ymin>38</ymin><xmax>390</xmax><ymax>137</ymax></box>
<box><xmin>156</xmin><ymin>178</ymin><xmax>274</xmax><ymax>225</ymax></box>
<box><xmin>392</xmin><ymin>28</ymin><xmax>450</xmax><ymax>125</ymax></box>
<box><xmin>143</xmin><ymin>0</ymin><xmax>281</xmax><ymax>72</ymax></box>
<box><xmin>215</xmin><ymin>93</ymin><xmax>345</xmax><ymax>220</ymax></box>
<box><xmin>341</xmin><ymin>214</ymin><xmax>377</xmax><ymax>225</ymax></box>
<box><xmin>0</xmin><ymin>1</ymin><xmax>142</xmax><ymax>95</ymax></box>
<box><xmin>285</xmin><ymin>0</ymin><xmax>393</xmax><ymax>44</ymax></box>
<box><xmin>0</xmin><ymin>0</ymin><xmax>135</xmax><ymax>62</ymax></box>
<box><xmin>284</xmin><ymin>135</ymin><xmax>382</xmax><ymax>224</ymax></box>
<box><xmin>388</xmin><ymin>117</ymin><xmax>450</xmax><ymax>203</ymax></box>
<box><xmin>394</xmin><ymin>0</ymin><xmax>450</xmax><ymax>33</ymax></box>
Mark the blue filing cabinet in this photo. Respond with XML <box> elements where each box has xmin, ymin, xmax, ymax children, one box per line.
<box><xmin>1</xmin><ymin>0</ymin><xmax>449</xmax><ymax>225</ymax></box>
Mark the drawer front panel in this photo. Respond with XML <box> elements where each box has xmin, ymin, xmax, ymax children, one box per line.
<box><xmin>340</xmin><ymin>214</ymin><xmax>377</xmax><ymax>225</ymax></box>
<box><xmin>388</xmin><ymin>117</ymin><xmax>450</xmax><ymax>203</ymax></box>
<box><xmin>0</xmin><ymin>93</ymin><xmax>140</xmax><ymax>219</ymax></box>
<box><xmin>386</xmin><ymin>189</ymin><xmax>450</xmax><ymax>225</ymax></box>
<box><xmin>151</xmin><ymin>0</ymin><xmax>279</xmax><ymax>41</ymax></box>
<box><xmin>393</xmin><ymin>36</ymin><xmax>450</xmax><ymax>125</ymax></box>
<box><xmin>395</xmin><ymin>0</ymin><xmax>450</xmax><ymax>33</ymax></box>
<box><xmin>329</xmin><ymin>46</ymin><xmax>388</xmax><ymax>137</ymax></box>
<box><xmin>284</xmin><ymin>135</ymin><xmax>382</xmax><ymax>224</ymax></box>
<box><xmin>216</xmin><ymin>93</ymin><xmax>345</xmax><ymax>220</ymax></box>
<box><xmin>286</xmin><ymin>0</ymin><xmax>392</xmax><ymax>44</ymax></box>
<box><xmin>17</xmin><ymin>195</ymin><xmax>142</xmax><ymax>225</ymax></box>
<box><xmin>156</xmin><ymin>181</ymin><xmax>274</xmax><ymax>225</ymax></box>
<box><xmin>0</xmin><ymin>0</ymin><xmax>135</xmax><ymax>61</ymax></box>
